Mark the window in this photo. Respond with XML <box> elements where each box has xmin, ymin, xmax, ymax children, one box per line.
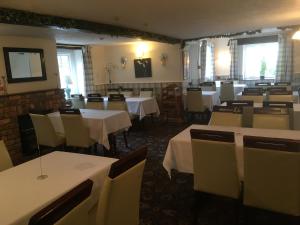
<box><xmin>242</xmin><ymin>42</ymin><xmax>278</xmax><ymax>80</ymax></box>
<box><xmin>205</xmin><ymin>43</ymin><xmax>214</xmax><ymax>81</ymax></box>
<box><xmin>57</xmin><ymin>48</ymin><xmax>85</xmax><ymax>98</ymax></box>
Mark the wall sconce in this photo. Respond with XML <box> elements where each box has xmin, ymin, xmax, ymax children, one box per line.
<box><xmin>120</xmin><ymin>57</ymin><xmax>127</xmax><ymax>69</ymax></box>
<box><xmin>160</xmin><ymin>53</ymin><xmax>168</xmax><ymax>66</ymax></box>
<box><xmin>135</xmin><ymin>42</ymin><xmax>149</xmax><ymax>58</ymax></box>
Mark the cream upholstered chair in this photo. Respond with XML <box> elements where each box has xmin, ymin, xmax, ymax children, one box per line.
<box><xmin>95</xmin><ymin>146</ymin><xmax>147</xmax><ymax>225</ymax></box>
<box><xmin>267</xmin><ymin>86</ymin><xmax>287</xmax><ymax>93</ymax></box>
<box><xmin>87</xmin><ymin>93</ymin><xmax>101</xmax><ymax>98</ymax></box>
<box><xmin>190</xmin><ymin>129</ymin><xmax>241</xmax><ymax>199</ymax></box>
<box><xmin>199</xmin><ymin>81</ymin><xmax>217</xmax><ymax>91</ymax></box>
<box><xmin>107</xmin><ymin>88</ymin><xmax>119</xmax><ymax>96</ymax></box>
<box><xmin>275</xmin><ymin>81</ymin><xmax>292</xmax><ymax>91</ymax></box>
<box><xmin>70</xmin><ymin>94</ymin><xmax>85</xmax><ymax>109</ymax></box>
<box><xmin>243</xmin><ymin>136</ymin><xmax>300</xmax><ymax>219</ymax></box>
<box><xmin>268</xmin><ymin>91</ymin><xmax>294</xmax><ymax>102</ymax></box>
<box><xmin>86</xmin><ymin>97</ymin><xmax>105</xmax><ymax>110</ymax></box>
<box><xmin>220</xmin><ymin>82</ymin><xmax>234</xmax><ymax>103</ymax></box>
<box><xmin>186</xmin><ymin>88</ymin><xmax>206</xmax><ymax>112</ymax></box>
<box><xmin>29</xmin><ymin>179</ymin><xmax>93</xmax><ymax>225</ymax></box>
<box><xmin>0</xmin><ymin>140</ymin><xmax>13</xmax><ymax>172</ymax></box>
<box><xmin>60</xmin><ymin>109</ymin><xmax>96</xmax><ymax>148</ymax></box>
<box><xmin>139</xmin><ymin>88</ymin><xmax>153</xmax><ymax>97</ymax></box>
<box><xmin>30</xmin><ymin>113</ymin><xmax>65</xmax><ymax>148</ymax></box>
<box><xmin>227</xmin><ymin>100</ymin><xmax>254</xmax><ymax>107</ymax></box>
<box><xmin>120</xmin><ymin>88</ymin><xmax>134</xmax><ymax>97</ymax></box>
<box><xmin>209</xmin><ymin>106</ymin><xmax>243</xmax><ymax>127</ymax></box>
<box><xmin>107</xmin><ymin>94</ymin><xmax>127</xmax><ymax>111</ymax></box>
<box><xmin>243</xmin><ymin>87</ymin><xmax>264</xmax><ymax>94</ymax></box>
<box><xmin>255</xmin><ymin>82</ymin><xmax>271</xmax><ymax>87</ymax></box>
<box><xmin>240</xmin><ymin>92</ymin><xmax>264</xmax><ymax>103</ymax></box>
<box><xmin>252</xmin><ymin>107</ymin><xmax>291</xmax><ymax>130</ymax></box>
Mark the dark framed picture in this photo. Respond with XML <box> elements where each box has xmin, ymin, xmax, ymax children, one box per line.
<box><xmin>134</xmin><ymin>58</ymin><xmax>152</xmax><ymax>78</ymax></box>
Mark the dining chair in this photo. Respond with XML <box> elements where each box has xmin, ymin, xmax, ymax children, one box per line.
<box><xmin>29</xmin><ymin>179</ymin><xmax>93</xmax><ymax>225</ymax></box>
<box><xmin>106</xmin><ymin>88</ymin><xmax>119</xmax><ymax>96</ymax></box>
<box><xmin>70</xmin><ymin>94</ymin><xmax>85</xmax><ymax>109</ymax></box>
<box><xmin>120</xmin><ymin>88</ymin><xmax>134</xmax><ymax>97</ymax></box>
<box><xmin>243</xmin><ymin>87</ymin><xmax>264</xmax><ymax>94</ymax></box>
<box><xmin>240</xmin><ymin>92</ymin><xmax>264</xmax><ymax>103</ymax></box>
<box><xmin>255</xmin><ymin>82</ymin><xmax>271</xmax><ymax>87</ymax></box>
<box><xmin>190</xmin><ymin>129</ymin><xmax>241</xmax><ymax>223</ymax></box>
<box><xmin>0</xmin><ymin>140</ymin><xmax>13</xmax><ymax>172</ymax></box>
<box><xmin>87</xmin><ymin>93</ymin><xmax>102</xmax><ymax>98</ymax></box>
<box><xmin>139</xmin><ymin>88</ymin><xmax>153</xmax><ymax>97</ymax></box>
<box><xmin>60</xmin><ymin>109</ymin><xmax>96</xmax><ymax>149</ymax></box>
<box><xmin>227</xmin><ymin>100</ymin><xmax>254</xmax><ymax>107</ymax></box>
<box><xmin>220</xmin><ymin>82</ymin><xmax>234</xmax><ymax>103</ymax></box>
<box><xmin>95</xmin><ymin>146</ymin><xmax>147</xmax><ymax>225</ymax></box>
<box><xmin>268</xmin><ymin>90</ymin><xmax>294</xmax><ymax>102</ymax></box>
<box><xmin>86</xmin><ymin>97</ymin><xmax>105</xmax><ymax>110</ymax></box>
<box><xmin>274</xmin><ymin>81</ymin><xmax>292</xmax><ymax>91</ymax></box>
<box><xmin>30</xmin><ymin>113</ymin><xmax>65</xmax><ymax>148</ymax></box>
<box><xmin>199</xmin><ymin>81</ymin><xmax>217</xmax><ymax>91</ymax></box>
<box><xmin>243</xmin><ymin>136</ymin><xmax>300</xmax><ymax>223</ymax></box>
<box><xmin>267</xmin><ymin>86</ymin><xmax>287</xmax><ymax>92</ymax></box>
<box><xmin>186</xmin><ymin>87</ymin><xmax>208</xmax><ymax>122</ymax></box>
<box><xmin>209</xmin><ymin>106</ymin><xmax>243</xmax><ymax>127</ymax></box>
<box><xmin>252</xmin><ymin>107</ymin><xmax>291</xmax><ymax>130</ymax></box>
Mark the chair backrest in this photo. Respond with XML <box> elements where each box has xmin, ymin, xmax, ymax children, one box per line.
<box><xmin>0</xmin><ymin>140</ymin><xmax>13</xmax><ymax>172</ymax></box>
<box><xmin>255</xmin><ymin>82</ymin><xmax>271</xmax><ymax>87</ymax></box>
<box><xmin>120</xmin><ymin>88</ymin><xmax>133</xmax><ymax>97</ymax></box>
<box><xmin>107</xmin><ymin>94</ymin><xmax>127</xmax><ymax>111</ymax></box>
<box><xmin>268</xmin><ymin>90</ymin><xmax>293</xmax><ymax>102</ymax></box>
<box><xmin>243</xmin><ymin>87</ymin><xmax>264</xmax><ymax>94</ymax></box>
<box><xmin>96</xmin><ymin>147</ymin><xmax>147</xmax><ymax>225</ymax></box>
<box><xmin>107</xmin><ymin>88</ymin><xmax>119</xmax><ymax>96</ymax></box>
<box><xmin>220</xmin><ymin>82</ymin><xmax>234</xmax><ymax>102</ymax></box>
<box><xmin>252</xmin><ymin>107</ymin><xmax>291</xmax><ymax>130</ymax></box>
<box><xmin>267</xmin><ymin>87</ymin><xmax>287</xmax><ymax>92</ymax></box>
<box><xmin>59</xmin><ymin>109</ymin><xmax>91</xmax><ymax>147</ymax></box>
<box><xmin>243</xmin><ymin>136</ymin><xmax>300</xmax><ymax>216</ymax></box>
<box><xmin>227</xmin><ymin>100</ymin><xmax>254</xmax><ymax>107</ymax></box>
<box><xmin>186</xmin><ymin>88</ymin><xmax>205</xmax><ymax>112</ymax></box>
<box><xmin>209</xmin><ymin>106</ymin><xmax>243</xmax><ymax>127</ymax></box>
<box><xmin>263</xmin><ymin>101</ymin><xmax>293</xmax><ymax>108</ymax></box>
<box><xmin>199</xmin><ymin>82</ymin><xmax>217</xmax><ymax>91</ymax></box>
<box><xmin>85</xmin><ymin>97</ymin><xmax>105</xmax><ymax>110</ymax></box>
<box><xmin>30</xmin><ymin>113</ymin><xmax>63</xmax><ymax>147</ymax></box>
<box><xmin>274</xmin><ymin>82</ymin><xmax>291</xmax><ymax>91</ymax></box>
<box><xmin>190</xmin><ymin>129</ymin><xmax>240</xmax><ymax>199</ymax></box>
<box><xmin>87</xmin><ymin>93</ymin><xmax>101</xmax><ymax>98</ymax></box>
<box><xmin>240</xmin><ymin>92</ymin><xmax>264</xmax><ymax>103</ymax></box>
<box><xmin>29</xmin><ymin>179</ymin><xmax>93</xmax><ymax>225</ymax></box>
<box><xmin>70</xmin><ymin>95</ymin><xmax>85</xmax><ymax>109</ymax></box>
<box><xmin>139</xmin><ymin>88</ymin><xmax>153</xmax><ymax>97</ymax></box>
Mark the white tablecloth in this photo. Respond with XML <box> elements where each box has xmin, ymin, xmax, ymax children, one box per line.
<box><xmin>0</xmin><ymin>151</ymin><xmax>117</xmax><ymax>225</ymax></box>
<box><xmin>163</xmin><ymin>125</ymin><xmax>300</xmax><ymax>179</ymax></box>
<box><xmin>48</xmin><ymin>109</ymin><xmax>132</xmax><ymax>149</ymax></box>
<box><xmin>236</xmin><ymin>91</ymin><xmax>299</xmax><ymax>103</ymax></box>
<box><xmin>183</xmin><ymin>91</ymin><xmax>220</xmax><ymax>111</ymax></box>
<box><xmin>103</xmin><ymin>97</ymin><xmax>160</xmax><ymax>120</ymax></box>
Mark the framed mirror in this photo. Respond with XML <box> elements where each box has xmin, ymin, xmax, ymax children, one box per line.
<box><xmin>3</xmin><ymin>47</ymin><xmax>47</xmax><ymax>83</ymax></box>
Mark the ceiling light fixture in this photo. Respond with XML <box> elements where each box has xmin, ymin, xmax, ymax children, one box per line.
<box><xmin>292</xmin><ymin>30</ymin><xmax>300</xmax><ymax>40</ymax></box>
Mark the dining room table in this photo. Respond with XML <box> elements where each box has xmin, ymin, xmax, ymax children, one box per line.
<box><xmin>163</xmin><ymin>124</ymin><xmax>300</xmax><ymax>180</ymax></box>
<box><xmin>102</xmin><ymin>96</ymin><xmax>160</xmax><ymax>120</ymax></box>
<box><xmin>0</xmin><ymin>151</ymin><xmax>117</xmax><ymax>225</ymax></box>
<box><xmin>48</xmin><ymin>109</ymin><xmax>132</xmax><ymax>149</ymax></box>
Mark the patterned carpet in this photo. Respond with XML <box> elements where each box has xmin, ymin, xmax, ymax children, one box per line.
<box><xmin>23</xmin><ymin>118</ymin><xmax>298</xmax><ymax>225</ymax></box>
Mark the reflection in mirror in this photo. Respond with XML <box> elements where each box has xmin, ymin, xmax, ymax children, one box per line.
<box><xmin>3</xmin><ymin>48</ymin><xmax>47</xmax><ymax>83</ymax></box>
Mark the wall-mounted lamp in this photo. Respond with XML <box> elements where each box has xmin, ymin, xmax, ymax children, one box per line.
<box><xmin>292</xmin><ymin>30</ymin><xmax>300</xmax><ymax>40</ymax></box>
<box><xmin>120</xmin><ymin>57</ymin><xmax>127</xmax><ymax>69</ymax></box>
<box><xmin>160</xmin><ymin>53</ymin><xmax>168</xmax><ymax>66</ymax></box>
<box><xmin>135</xmin><ymin>42</ymin><xmax>149</xmax><ymax>58</ymax></box>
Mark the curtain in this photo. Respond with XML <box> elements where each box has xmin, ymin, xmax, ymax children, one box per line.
<box><xmin>199</xmin><ymin>40</ymin><xmax>207</xmax><ymax>82</ymax></box>
<box><xmin>276</xmin><ymin>32</ymin><xmax>293</xmax><ymax>82</ymax></box>
<box><xmin>206</xmin><ymin>41</ymin><xmax>216</xmax><ymax>81</ymax></box>
<box><xmin>229</xmin><ymin>39</ymin><xmax>241</xmax><ymax>80</ymax></box>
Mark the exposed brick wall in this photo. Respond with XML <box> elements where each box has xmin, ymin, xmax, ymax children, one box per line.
<box><xmin>0</xmin><ymin>89</ymin><xmax>65</xmax><ymax>164</ymax></box>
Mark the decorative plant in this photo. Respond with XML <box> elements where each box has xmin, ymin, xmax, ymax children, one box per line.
<box><xmin>64</xmin><ymin>75</ymin><xmax>72</xmax><ymax>99</ymax></box>
<box><xmin>260</xmin><ymin>58</ymin><xmax>267</xmax><ymax>80</ymax></box>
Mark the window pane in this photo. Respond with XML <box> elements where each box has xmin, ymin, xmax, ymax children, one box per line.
<box><xmin>242</xmin><ymin>42</ymin><xmax>278</xmax><ymax>80</ymax></box>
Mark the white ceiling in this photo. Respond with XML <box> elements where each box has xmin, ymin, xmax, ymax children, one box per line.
<box><xmin>0</xmin><ymin>0</ymin><xmax>300</xmax><ymax>39</ymax></box>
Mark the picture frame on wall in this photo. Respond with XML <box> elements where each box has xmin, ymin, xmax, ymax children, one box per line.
<box><xmin>134</xmin><ymin>58</ymin><xmax>152</xmax><ymax>78</ymax></box>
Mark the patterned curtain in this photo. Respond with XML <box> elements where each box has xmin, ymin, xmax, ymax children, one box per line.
<box><xmin>82</xmin><ymin>46</ymin><xmax>104</xmax><ymax>95</ymax></box>
<box><xmin>199</xmin><ymin>40</ymin><xmax>207</xmax><ymax>82</ymax></box>
<box><xmin>229</xmin><ymin>39</ymin><xmax>241</xmax><ymax>80</ymax></box>
<box><xmin>276</xmin><ymin>32</ymin><xmax>293</xmax><ymax>82</ymax></box>
<box><xmin>207</xmin><ymin>41</ymin><xmax>216</xmax><ymax>81</ymax></box>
